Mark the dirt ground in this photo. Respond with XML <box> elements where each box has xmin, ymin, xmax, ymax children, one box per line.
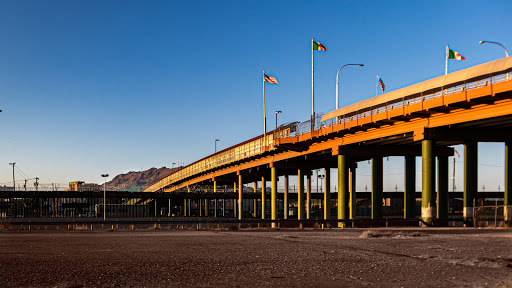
<box><xmin>0</xmin><ymin>227</ymin><xmax>511</xmax><ymax>288</ymax></box>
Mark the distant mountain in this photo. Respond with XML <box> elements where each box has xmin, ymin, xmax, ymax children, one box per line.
<box><xmin>105</xmin><ymin>167</ymin><xmax>179</xmax><ymax>191</ymax></box>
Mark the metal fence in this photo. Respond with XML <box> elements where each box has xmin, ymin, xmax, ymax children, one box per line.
<box><xmin>474</xmin><ymin>204</ymin><xmax>511</xmax><ymax>227</ymax></box>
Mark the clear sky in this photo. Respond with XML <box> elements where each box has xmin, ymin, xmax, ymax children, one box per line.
<box><xmin>0</xmin><ymin>0</ymin><xmax>510</xmax><ymax>190</ymax></box>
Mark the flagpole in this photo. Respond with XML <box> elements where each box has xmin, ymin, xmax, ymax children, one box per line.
<box><xmin>445</xmin><ymin>45</ymin><xmax>449</xmax><ymax>75</ymax></box>
<box><xmin>376</xmin><ymin>75</ymin><xmax>379</xmax><ymax>96</ymax></box>
<box><xmin>263</xmin><ymin>70</ymin><xmax>267</xmax><ymax>148</ymax></box>
<box><xmin>311</xmin><ymin>37</ymin><xmax>315</xmax><ymax>132</ymax></box>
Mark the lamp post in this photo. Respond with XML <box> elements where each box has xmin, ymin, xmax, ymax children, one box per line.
<box><xmin>336</xmin><ymin>64</ymin><xmax>364</xmax><ymax>110</ymax></box>
<box><xmin>275</xmin><ymin>111</ymin><xmax>282</xmax><ymax>130</ymax></box>
<box><xmin>479</xmin><ymin>41</ymin><xmax>509</xmax><ymax>57</ymax></box>
<box><xmin>101</xmin><ymin>174</ymin><xmax>109</xmax><ymax>221</ymax></box>
<box><xmin>9</xmin><ymin>163</ymin><xmax>15</xmax><ymax>192</ymax></box>
<box><xmin>215</xmin><ymin>139</ymin><xmax>220</xmax><ymax>153</ymax></box>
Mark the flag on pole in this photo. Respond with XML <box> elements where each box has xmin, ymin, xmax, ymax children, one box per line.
<box><xmin>377</xmin><ymin>75</ymin><xmax>385</xmax><ymax>93</ymax></box>
<box><xmin>313</xmin><ymin>41</ymin><xmax>327</xmax><ymax>51</ymax></box>
<box><xmin>455</xmin><ymin>149</ymin><xmax>460</xmax><ymax>157</ymax></box>
<box><xmin>447</xmin><ymin>48</ymin><xmax>466</xmax><ymax>60</ymax></box>
<box><xmin>264</xmin><ymin>74</ymin><xmax>278</xmax><ymax>85</ymax></box>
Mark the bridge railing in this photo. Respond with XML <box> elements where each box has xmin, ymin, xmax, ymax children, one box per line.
<box><xmin>274</xmin><ymin>72</ymin><xmax>510</xmax><ymax>139</ymax></box>
<box><xmin>145</xmin><ymin>133</ymin><xmax>275</xmax><ymax>192</ymax></box>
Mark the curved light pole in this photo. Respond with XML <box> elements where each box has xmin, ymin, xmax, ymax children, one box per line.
<box><xmin>275</xmin><ymin>111</ymin><xmax>282</xmax><ymax>130</ymax></box>
<box><xmin>101</xmin><ymin>174</ymin><xmax>109</xmax><ymax>221</ymax></box>
<box><xmin>336</xmin><ymin>64</ymin><xmax>364</xmax><ymax>110</ymax></box>
<box><xmin>479</xmin><ymin>41</ymin><xmax>509</xmax><ymax>57</ymax></box>
<box><xmin>215</xmin><ymin>139</ymin><xmax>220</xmax><ymax>153</ymax></box>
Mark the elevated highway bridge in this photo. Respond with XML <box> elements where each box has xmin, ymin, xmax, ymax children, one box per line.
<box><xmin>146</xmin><ymin>56</ymin><xmax>512</xmax><ymax>226</ymax></box>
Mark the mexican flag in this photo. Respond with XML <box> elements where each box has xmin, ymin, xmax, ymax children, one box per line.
<box><xmin>448</xmin><ymin>48</ymin><xmax>466</xmax><ymax>60</ymax></box>
<box><xmin>313</xmin><ymin>41</ymin><xmax>327</xmax><ymax>51</ymax></box>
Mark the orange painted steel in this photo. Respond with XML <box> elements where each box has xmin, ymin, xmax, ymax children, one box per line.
<box><xmin>146</xmin><ymin>65</ymin><xmax>512</xmax><ymax>193</ymax></box>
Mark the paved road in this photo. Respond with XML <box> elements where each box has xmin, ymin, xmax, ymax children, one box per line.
<box><xmin>0</xmin><ymin>228</ymin><xmax>511</xmax><ymax>287</ymax></box>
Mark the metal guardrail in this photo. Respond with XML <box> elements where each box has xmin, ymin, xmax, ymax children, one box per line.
<box><xmin>147</xmin><ymin>72</ymin><xmax>510</xmax><ymax>192</ymax></box>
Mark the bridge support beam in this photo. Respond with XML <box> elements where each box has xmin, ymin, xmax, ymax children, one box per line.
<box><xmin>213</xmin><ymin>181</ymin><xmax>217</xmax><ymax>218</ymax></box>
<box><xmin>306</xmin><ymin>173</ymin><xmax>311</xmax><ymax>219</ymax></box>
<box><xmin>437</xmin><ymin>155</ymin><xmax>449</xmax><ymax>223</ymax></box>
<box><xmin>238</xmin><ymin>173</ymin><xmax>243</xmax><ymax>220</ymax></box>
<box><xmin>349</xmin><ymin>166</ymin><xmax>356</xmax><ymax>220</ymax></box>
<box><xmin>324</xmin><ymin>168</ymin><xmax>331</xmax><ymax>220</ymax></box>
<box><xmin>233</xmin><ymin>182</ymin><xmax>237</xmax><ymax>218</ymax></box>
<box><xmin>298</xmin><ymin>169</ymin><xmax>304</xmax><ymax>220</ymax></box>
<box><xmin>253</xmin><ymin>182</ymin><xmax>257</xmax><ymax>218</ymax></box>
<box><xmin>261</xmin><ymin>176</ymin><xmax>266</xmax><ymax>219</ymax></box>
<box><xmin>204</xmin><ymin>199</ymin><xmax>208</xmax><ymax>217</ymax></box>
<box><xmin>338</xmin><ymin>154</ymin><xmax>349</xmax><ymax>226</ymax></box>
<box><xmin>422</xmin><ymin>140</ymin><xmax>435</xmax><ymax>225</ymax></box>
<box><xmin>284</xmin><ymin>175</ymin><xmax>289</xmax><ymax>220</ymax></box>
<box><xmin>404</xmin><ymin>156</ymin><xmax>416</xmax><ymax>219</ymax></box>
<box><xmin>271</xmin><ymin>167</ymin><xmax>277</xmax><ymax>227</ymax></box>
<box><xmin>505</xmin><ymin>142</ymin><xmax>512</xmax><ymax>226</ymax></box>
<box><xmin>464</xmin><ymin>142</ymin><xmax>477</xmax><ymax>225</ymax></box>
<box><xmin>199</xmin><ymin>199</ymin><xmax>202</xmax><ymax>217</ymax></box>
<box><xmin>184</xmin><ymin>199</ymin><xmax>187</xmax><ymax>217</ymax></box>
<box><xmin>372</xmin><ymin>156</ymin><xmax>383</xmax><ymax>219</ymax></box>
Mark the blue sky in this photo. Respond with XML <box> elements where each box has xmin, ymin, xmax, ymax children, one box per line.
<box><xmin>0</xmin><ymin>0</ymin><xmax>510</xmax><ymax>190</ymax></box>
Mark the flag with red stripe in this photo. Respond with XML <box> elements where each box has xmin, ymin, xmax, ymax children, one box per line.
<box><xmin>264</xmin><ymin>74</ymin><xmax>278</xmax><ymax>85</ymax></box>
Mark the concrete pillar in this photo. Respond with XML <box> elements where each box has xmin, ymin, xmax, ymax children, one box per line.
<box><xmin>271</xmin><ymin>167</ymin><xmax>277</xmax><ymax>227</ymax></box>
<box><xmin>214</xmin><ymin>181</ymin><xmax>217</xmax><ymax>218</ymax></box>
<box><xmin>233</xmin><ymin>182</ymin><xmax>237</xmax><ymax>218</ymax></box>
<box><xmin>253</xmin><ymin>182</ymin><xmax>257</xmax><ymax>218</ymax></box>
<box><xmin>338</xmin><ymin>154</ymin><xmax>349</xmax><ymax>227</ymax></box>
<box><xmin>437</xmin><ymin>155</ymin><xmax>449</xmax><ymax>221</ymax></box>
<box><xmin>349</xmin><ymin>166</ymin><xmax>356</xmax><ymax>220</ymax></box>
<box><xmin>422</xmin><ymin>140</ymin><xmax>435</xmax><ymax>225</ymax></box>
<box><xmin>464</xmin><ymin>141</ymin><xmax>477</xmax><ymax>224</ymax></box>
<box><xmin>284</xmin><ymin>175</ymin><xmax>289</xmax><ymax>220</ymax></box>
<box><xmin>297</xmin><ymin>169</ymin><xmax>304</xmax><ymax>220</ymax></box>
<box><xmin>505</xmin><ymin>142</ymin><xmax>512</xmax><ymax>226</ymax></box>
<box><xmin>238</xmin><ymin>174</ymin><xmax>243</xmax><ymax>220</ymax></box>
<box><xmin>404</xmin><ymin>156</ymin><xmax>416</xmax><ymax>219</ymax></box>
<box><xmin>261</xmin><ymin>176</ymin><xmax>266</xmax><ymax>219</ymax></box>
<box><xmin>372</xmin><ymin>156</ymin><xmax>383</xmax><ymax>219</ymax></box>
<box><xmin>324</xmin><ymin>168</ymin><xmax>331</xmax><ymax>220</ymax></box>
<box><xmin>306</xmin><ymin>173</ymin><xmax>311</xmax><ymax>219</ymax></box>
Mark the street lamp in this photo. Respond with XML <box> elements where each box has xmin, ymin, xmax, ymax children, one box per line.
<box><xmin>336</xmin><ymin>64</ymin><xmax>364</xmax><ymax>110</ymax></box>
<box><xmin>479</xmin><ymin>40</ymin><xmax>509</xmax><ymax>57</ymax></box>
<box><xmin>101</xmin><ymin>174</ymin><xmax>109</xmax><ymax>221</ymax></box>
<box><xmin>215</xmin><ymin>139</ymin><xmax>220</xmax><ymax>153</ymax></box>
<box><xmin>275</xmin><ymin>111</ymin><xmax>282</xmax><ymax>130</ymax></box>
<box><xmin>9</xmin><ymin>163</ymin><xmax>15</xmax><ymax>192</ymax></box>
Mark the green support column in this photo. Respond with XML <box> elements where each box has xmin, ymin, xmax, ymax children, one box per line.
<box><xmin>213</xmin><ymin>181</ymin><xmax>217</xmax><ymax>218</ymax></box>
<box><xmin>253</xmin><ymin>182</ymin><xmax>257</xmax><ymax>218</ymax></box>
<box><xmin>204</xmin><ymin>199</ymin><xmax>209</xmax><ymax>217</ymax></box>
<box><xmin>238</xmin><ymin>174</ymin><xmax>243</xmax><ymax>220</ymax></box>
<box><xmin>284</xmin><ymin>175</ymin><xmax>289</xmax><ymax>220</ymax></box>
<box><xmin>222</xmin><ymin>199</ymin><xmax>225</xmax><ymax>217</ymax></box>
<box><xmin>261</xmin><ymin>176</ymin><xmax>266</xmax><ymax>219</ymax></box>
<box><xmin>338</xmin><ymin>154</ymin><xmax>349</xmax><ymax>224</ymax></box>
<box><xmin>422</xmin><ymin>140</ymin><xmax>435</xmax><ymax>225</ymax></box>
<box><xmin>372</xmin><ymin>156</ymin><xmax>383</xmax><ymax>219</ymax></box>
<box><xmin>298</xmin><ymin>169</ymin><xmax>304</xmax><ymax>220</ymax></box>
<box><xmin>324</xmin><ymin>168</ymin><xmax>331</xmax><ymax>220</ymax></box>
<box><xmin>233</xmin><ymin>182</ymin><xmax>237</xmax><ymax>218</ymax></box>
<box><xmin>271</xmin><ymin>167</ymin><xmax>277</xmax><ymax>227</ymax></box>
<box><xmin>464</xmin><ymin>142</ymin><xmax>477</xmax><ymax>225</ymax></box>
<box><xmin>349</xmin><ymin>166</ymin><xmax>356</xmax><ymax>220</ymax></box>
<box><xmin>505</xmin><ymin>142</ymin><xmax>512</xmax><ymax>226</ymax></box>
<box><xmin>306</xmin><ymin>174</ymin><xmax>311</xmax><ymax>219</ymax></box>
<box><xmin>184</xmin><ymin>199</ymin><xmax>187</xmax><ymax>217</ymax></box>
<box><xmin>437</xmin><ymin>155</ymin><xmax>449</xmax><ymax>222</ymax></box>
<box><xmin>187</xmin><ymin>199</ymin><xmax>191</xmax><ymax>217</ymax></box>
<box><xmin>404</xmin><ymin>156</ymin><xmax>416</xmax><ymax>219</ymax></box>
<box><xmin>199</xmin><ymin>199</ymin><xmax>202</xmax><ymax>217</ymax></box>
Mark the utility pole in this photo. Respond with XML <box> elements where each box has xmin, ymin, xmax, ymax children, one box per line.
<box><xmin>35</xmin><ymin>178</ymin><xmax>39</xmax><ymax>191</ymax></box>
<box><xmin>9</xmin><ymin>163</ymin><xmax>15</xmax><ymax>191</ymax></box>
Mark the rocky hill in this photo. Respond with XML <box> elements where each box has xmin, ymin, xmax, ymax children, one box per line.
<box><xmin>105</xmin><ymin>167</ymin><xmax>179</xmax><ymax>191</ymax></box>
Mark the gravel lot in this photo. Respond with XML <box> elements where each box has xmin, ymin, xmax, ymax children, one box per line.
<box><xmin>0</xmin><ymin>228</ymin><xmax>511</xmax><ymax>287</ymax></box>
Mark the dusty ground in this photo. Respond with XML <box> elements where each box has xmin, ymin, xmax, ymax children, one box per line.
<box><xmin>0</xmin><ymin>228</ymin><xmax>511</xmax><ymax>288</ymax></box>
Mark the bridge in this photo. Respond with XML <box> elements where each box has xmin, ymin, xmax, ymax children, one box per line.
<box><xmin>146</xmin><ymin>56</ymin><xmax>512</xmax><ymax>227</ymax></box>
